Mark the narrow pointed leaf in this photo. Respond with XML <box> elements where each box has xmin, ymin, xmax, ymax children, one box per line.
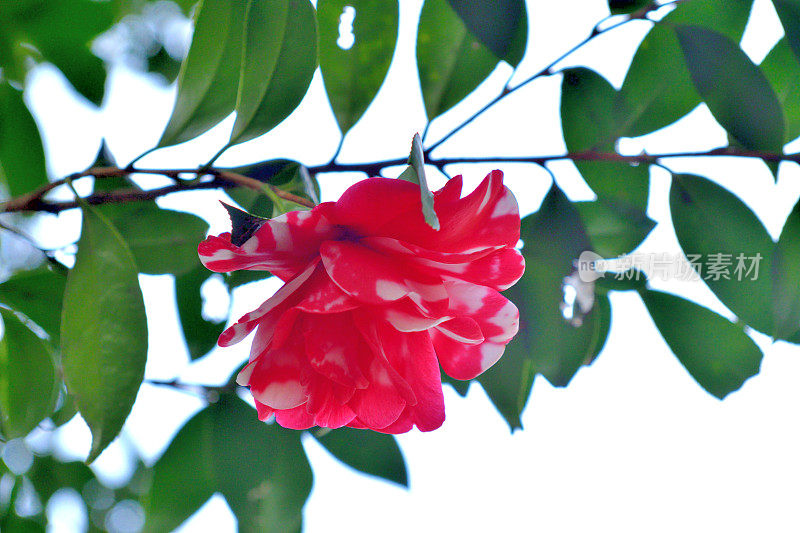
<box><xmin>416</xmin><ymin>0</ymin><xmax>500</xmax><ymax>119</ymax></box>
<box><xmin>670</xmin><ymin>174</ymin><xmax>773</xmax><ymax>335</ymax></box>
<box><xmin>313</xmin><ymin>427</ymin><xmax>407</xmax><ymax>487</ymax></box>
<box><xmin>230</xmin><ymin>0</ymin><xmax>318</xmax><ymax>144</ymax></box>
<box><xmin>0</xmin><ymin>83</ymin><xmax>48</xmax><ymax>197</ymax></box>
<box><xmin>158</xmin><ymin>0</ymin><xmax>248</xmax><ymax>147</ymax></box>
<box><xmin>318</xmin><ymin>0</ymin><xmax>399</xmax><ymax>134</ymax></box>
<box><xmin>0</xmin><ymin>309</ymin><xmax>58</xmax><ymax>439</ymax></box>
<box><xmin>445</xmin><ymin>0</ymin><xmax>527</xmax><ymax>66</ymax></box>
<box><xmin>398</xmin><ymin>133</ymin><xmax>439</xmax><ymax>230</ymax></box>
<box><xmin>773</xmin><ymin>197</ymin><xmax>800</xmax><ymax>340</ymax></box>
<box><xmin>642</xmin><ymin>290</ymin><xmax>763</xmax><ymax>398</ymax></box>
<box><xmin>675</xmin><ymin>24</ymin><xmax>784</xmax><ymax>152</ymax></box>
<box><xmin>760</xmin><ymin>38</ymin><xmax>800</xmax><ymax>143</ymax></box>
<box><xmin>61</xmin><ymin>205</ymin><xmax>148</xmax><ymax>462</ymax></box>
<box><xmin>772</xmin><ymin>0</ymin><xmax>800</xmax><ymax>63</ymax></box>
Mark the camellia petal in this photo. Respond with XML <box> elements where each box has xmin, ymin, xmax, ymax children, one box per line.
<box><xmin>198</xmin><ymin>170</ymin><xmax>524</xmax><ymax>432</ymax></box>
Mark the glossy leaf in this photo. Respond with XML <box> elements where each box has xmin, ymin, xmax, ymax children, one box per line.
<box><xmin>312</xmin><ymin>427</ymin><xmax>407</xmax><ymax>487</ymax></box>
<box><xmin>157</xmin><ymin>0</ymin><xmax>248</xmax><ymax>147</ymax></box>
<box><xmin>61</xmin><ymin>205</ymin><xmax>148</xmax><ymax>462</ymax></box>
<box><xmin>675</xmin><ymin>24</ymin><xmax>784</xmax><ymax>152</ymax></box>
<box><xmin>760</xmin><ymin>38</ymin><xmax>800</xmax><ymax>143</ymax></box>
<box><xmin>642</xmin><ymin>290</ymin><xmax>763</xmax><ymax>398</ymax></box>
<box><xmin>416</xmin><ymin>0</ymin><xmax>500</xmax><ymax>119</ymax></box>
<box><xmin>670</xmin><ymin>174</ymin><xmax>773</xmax><ymax>335</ymax></box>
<box><xmin>318</xmin><ymin>0</ymin><xmax>399</xmax><ymax>134</ymax></box>
<box><xmin>145</xmin><ymin>395</ymin><xmax>312</xmax><ymax>533</ymax></box>
<box><xmin>608</xmin><ymin>0</ymin><xmax>651</xmax><ymax>15</ymax></box>
<box><xmin>0</xmin><ymin>264</ymin><xmax>67</xmax><ymax>343</ymax></box>
<box><xmin>0</xmin><ymin>309</ymin><xmax>58</xmax><ymax>439</ymax></box>
<box><xmin>773</xmin><ymin>197</ymin><xmax>800</xmax><ymax>340</ymax></box>
<box><xmin>618</xmin><ymin>0</ymin><xmax>753</xmax><ymax>136</ymax></box>
<box><xmin>576</xmin><ymin>200</ymin><xmax>655</xmax><ymax>258</ymax></box>
<box><xmin>175</xmin><ymin>266</ymin><xmax>227</xmax><ymax>360</ymax></box>
<box><xmin>561</xmin><ymin>67</ymin><xmax>649</xmax><ymax>209</ymax></box>
<box><xmin>398</xmin><ymin>133</ymin><xmax>439</xmax><ymax>230</ymax></box>
<box><xmin>230</xmin><ymin>0</ymin><xmax>318</xmax><ymax>144</ymax></box>
<box><xmin>445</xmin><ymin>0</ymin><xmax>527</xmax><ymax>65</ymax></box>
<box><xmin>772</xmin><ymin>0</ymin><xmax>800</xmax><ymax>63</ymax></box>
<box><xmin>0</xmin><ymin>83</ymin><xmax>48</xmax><ymax>197</ymax></box>
<box><xmin>479</xmin><ymin>185</ymin><xmax>600</xmax><ymax>429</ymax></box>
<box><xmin>113</xmin><ymin>206</ymin><xmax>209</xmax><ymax>275</ymax></box>
<box><xmin>4</xmin><ymin>0</ymin><xmax>113</xmax><ymax>105</ymax></box>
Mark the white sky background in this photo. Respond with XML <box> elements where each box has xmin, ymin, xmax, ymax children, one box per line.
<box><xmin>13</xmin><ymin>0</ymin><xmax>800</xmax><ymax>531</ymax></box>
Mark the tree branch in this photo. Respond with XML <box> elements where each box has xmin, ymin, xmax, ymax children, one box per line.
<box><xmin>2</xmin><ymin>147</ymin><xmax>796</xmax><ymax>214</ymax></box>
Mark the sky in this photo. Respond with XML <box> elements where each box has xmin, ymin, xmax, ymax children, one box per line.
<box><xmin>11</xmin><ymin>0</ymin><xmax>800</xmax><ymax>531</ymax></box>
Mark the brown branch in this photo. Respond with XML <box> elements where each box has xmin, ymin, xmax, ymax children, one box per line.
<box><xmin>1</xmin><ymin>166</ymin><xmax>315</xmax><ymax>214</ymax></box>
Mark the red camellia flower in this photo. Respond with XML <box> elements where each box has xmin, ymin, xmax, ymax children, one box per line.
<box><xmin>198</xmin><ymin>170</ymin><xmax>524</xmax><ymax>433</ymax></box>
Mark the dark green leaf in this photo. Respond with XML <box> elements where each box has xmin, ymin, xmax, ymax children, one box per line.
<box><xmin>157</xmin><ymin>0</ymin><xmax>248</xmax><ymax>147</ymax></box>
<box><xmin>0</xmin><ymin>264</ymin><xmax>67</xmax><ymax>343</ymax></box>
<box><xmin>228</xmin><ymin>159</ymin><xmax>320</xmax><ymax>218</ymax></box>
<box><xmin>0</xmin><ymin>309</ymin><xmax>58</xmax><ymax>439</ymax></box>
<box><xmin>5</xmin><ymin>0</ymin><xmax>114</xmax><ymax>105</ymax></box>
<box><xmin>561</xmin><ymin>67</ymin><xmax>649</xmax><ymax>209</ymax></box>
<box><xmin>416</xmin><ymin>0</ymin><xmax>500</xmax><ymax>119</ymax></box>
<box><xmin>618</xmin><ymin>0</ymin><xmax>753</xmax><ymax>136</ymax></box>
<box><xmin>221</xmin><ymin>203</ymin><xmax>268</xmax><ymax>247</ymax></box>
<box><xmin>175</xmin><ymin>266</ymin><xmax>227</xmax><ymax>360</ymax></box>
<box><xmin>0</xmin><ymin>83</ymin><xmax>48</xmax><ymax>197</ymax></box>
<box><xmin>61</xmin><ymin>205</ymin><xmax>148</xmax><ymax>462</ymax></box>
<box><xmin>441</xmin><ymin>370</ymin><xmax>470</xmax><ymax>396</ymax></box>
<box><xmin>773</xmin><ymin>0</ymin><xmax>800</xmax><ymax>63</ymax></box>
<box><xmin>608</xmin><ymin>0</ymin><xmax>651</xmax><ymax>15</ymax></box>
<box><xmin>225</xmin><ymin>269</ymin><xmax>274</xmax><ymax>289</ymax></box>
<box><xmin>479</xmin><ymin>185</ymin><xmax>600</xmax><ymax>428</ymax></box>
<box><xmin>641</xmin><ymin>290</ymin><xmax>763</xmax><ymax>398</ymax></box>
<box><xmin>584</xmin><ymin>293</ymin><xmax>612</xmax><ymax>366</ymax></box>
<box><xmin>397</xmin><ymin>133</ymin><xmax>439</xmax><ymax>230</ymax></box>
<box><xmin>670</xmin><ymin>174</ymin><xmax>773</xmax><ymax>335</ymax></box>
<box><xmin>318</xmin><ymin>0</ymin><xmax>399</xmax><ymax>134</ymax></box>
<box><xmin>773</xmin><ymin>197</ymin><xmax>800</xmax><ymax>340</ymax></box>
<box><xmin>445</xmin><ymin>0</ymin><xmax>527</xmax><ymax>66</ymax></box>
<box><xmin>27</xmin><ymin>455</ymin><xmax>95</xmax><ymax>504</ymax></box>
<box><xmin>760</xmin><ymin>38</ymin><xmax>800</xmax><ymax>143</ymax></box>
<box><xmin>675</xmin><ymin>24</ymin><xmax>784</xmax><ymax>152</ymax></box>
<box><xmin>112</xmin><ymin>206</ymin><xmax>209</xmax><ymax>275</ymax></box>
<box><xmin>575</xmin><ymin>200</ymin><xmax>655</xmax><ymax>258</ymax></box>
<box><xmin>312</xmin><ymin>427</ymin><xmax>407</xmax><ymax>487</ymax></box>
<box><xmin>230</xmin><ymin>0</ymin><xmax>318</xmax><ymax>144</ymax></box>
<box><xmin>145</xmin><ymin>395</ymin><xmax>312</xmax><ymax>533</ymax></box>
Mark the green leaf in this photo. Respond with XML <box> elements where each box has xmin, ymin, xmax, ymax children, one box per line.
<box><xmin>479</xmin><ymin>185</ymin><xmax>600</xmax><ymax>429</ymax></box>
<box><xmin>312</xmin><ymin>427</ymin><xmax>407</xmax><ymax>487</ymax></box>
<box><xmin>561</xmin><ymin>67</ymin><xmax>649</xmax><ymax>210</ymax></box>
<box><xmin>670</xmin><ymin>174</ymin><xmax>773</xmax><ymax>335</ymax></box>
<box><xmin>4</xmin><ymin>0</ymin><xmax>114</xmax><ymax>105</ymax></box>
<box><xmin>228</xmin><ymin>159</ymin><xmax>321</xmax><ymax>218</ymax></box>
<box><xmin>641</xmin><ymin>290</ymin><xmax>763</xmax><ymax>398</ymax></box>
<box><xmin>575</xmin><ymin>200</ymin><xmax>655</xmax><ymax>258</ymax></box>
<box><xmin>675</xmin><ymin>24</ymin><xmax>784</xmax><ymax>152</ymax></box>
<box><xmin>157</xmin><ymin>0</ymin><xmax>248</xmax><ymax>147</ymax></box>
<box><xmin>397</xmin><ymin>133</ymin><xmax>439</xmax><ymax>230</ymax></box>
<box><xmin>0</xmin><ymin>264</ymin><xmax>67</xmax><ymax>343</ymax></box>
<box><xmin>0</xmin><ymin>309</ymin><xmax>58</xmax><ymax>439</ymax></box>
<box><xmin>416</xmin><ymin>0</ymin><xmax>500</xmax><ymax>119</ymax></box>
<box><xmin>608</xmin><ymin>0</ymin><xmax>651</xmax><ymax>15</ymax></box>
<box><xmin>318</xmin><ymin>0</ymin><xmax>399</xmax><ymax>135</ymax></box>
<box><xmin>26</xmin><ymin>454</ymin><xmax>95</xmax><ymax>505</ymax></box>
<box><xmin>445</xmin><ymin>0</ymin><xmax>527</xmax><ymax>66</ymax></box>
<box><xmin>760</xmin><ymin>38</ymin><xmax>800</xmax><ymax>143</ymax></box>
<box><xmin>0</xmin><ymin>83</ymin><xmax>48</xmax><ymax>197</ymax></box>
<box><xmin>772</xmin><ymin>0</ymin><xmax>800</xmax><ymax>63</ymax></box>
<box><xmin>618</xmin><ymin>0</ymin><xmax>753</xmax><ymax>136</ymax></box>
<box><xmin>145</xmin><ymin>395</ymin><xmax>312</xmax><ymax>533</ymax></box>
<box><xmin>112</xmin><ymin>206</ymin><xmax>209</xmax><ymax>275</ymax></box>
<box><xmin>440</xmin><ymin>370</ymin><xmax>470</xmax><ymax>396</ymax></box>
<box><xmin>584</xmin><ymin>293</ymin><xmax>612</xmax><ymax>366</ymax></box>
<box><xmin>773</xmin><ymin>197</ymin><xmax>800</xmax><ymax>340</ymax></box>
<box><xmin>175</xmin><ymin>266</ymin><xmax>227</xmax><ymax>360</ymax></box>
<box><xmin>61</xmin><ymin>204</ymin><xmax>148</xmax><ymax>462</ymax></box>
<box><xmin>230</xmin><ymin>0</ymin><xmax>318</xmax><ymax>145</ymax></box>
